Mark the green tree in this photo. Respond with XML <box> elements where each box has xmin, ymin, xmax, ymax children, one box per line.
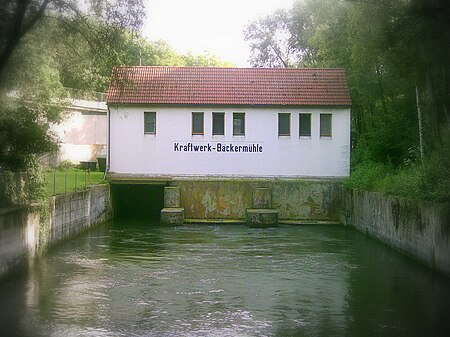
<box><xmin>182</xmin><ymin>51</ymin><xmax>234</xmax><ymax>67</ymax></box>
<box><xmin>0</xmin><ymin>0</ymin><xmax>145</xmax><ymax>206</ymax></box>
<box><xmin>244</xmin><ymin>8</ymin><xmax>312</xmax><ymax>68</ymax></box>
<box><xmin>245</xmin><ymin>0</ymin><xmax>450</xmax><ymax>200</ymax></box>
<box><xmin>0</xmin><ymin>0</ymin><xmax>145</xmax><ymax>81</ymax></box>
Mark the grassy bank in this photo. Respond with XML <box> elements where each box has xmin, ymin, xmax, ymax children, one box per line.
<box><xmin>45</xmin><ymin>169</ymin><xmax>104</xmax><ymax>195</ymax></box>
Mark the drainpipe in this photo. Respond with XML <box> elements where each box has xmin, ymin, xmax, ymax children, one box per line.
<box><xmin>103</xmin><ymin>105</ymin><xmax>111</xmax><ymax>181</ymax></box>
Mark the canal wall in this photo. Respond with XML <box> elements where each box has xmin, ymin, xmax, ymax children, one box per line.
<box><xmin>172</xmin><ymin>179</ymin><xmax>449</xmax><ymax>275</ymax></box>
<box><xmin>0</xmin><ymin>206</ymin><xmax>40</xmax><ymax>278</ymax></box>
<box><xmin>45</xmin><ymin>184</ymin><xmax>111</xmax><ymax>246</ymax></box>
<box><xmin>172</xmin><ymin>179</ymin><xmax>343</xmax><ymax>221</ymax></box>
<box><xmin>0</xmin><ymin>185</ymin><xmax>111</xmax><ymax>279</ymax></box>
<box><xmin>341</xmin><ymin>189</ymin><xmax>450</xmax><ymax>277</ymax></box>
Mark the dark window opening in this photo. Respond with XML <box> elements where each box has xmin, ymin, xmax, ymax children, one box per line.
<box><xmin>233</xmin><ymin>113</ymin><xmax>245</xmax><ymax>136</ymax></box>
<box><xmin>213</xmin><ymin>112</ymin><xmax>225</xmax><ymax>135</ymax></box>
<box><xmin>278</xmin><ymin>113</ymin><xmax>290</xmax><ymax>136</ymax></box>
<box><xmin>299</xmin><ymin>113</ymin><xmax>311</xmax><ymax>137</ymax></box>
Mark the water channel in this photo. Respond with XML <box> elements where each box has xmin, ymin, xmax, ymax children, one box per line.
<box><xmin>1</xmin><ymin>219</ymin><xmax>449</xmax><ymax>336</ymax></box>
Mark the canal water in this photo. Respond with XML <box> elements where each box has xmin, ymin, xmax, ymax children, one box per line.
<box><xmin>1</xmin><ymin>220</ymin><xmax>449</xmax><ymax>337</ymax></box>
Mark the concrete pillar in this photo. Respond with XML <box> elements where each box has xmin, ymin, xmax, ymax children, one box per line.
<box><xmin>164</xmin><ymin>187</ymin><xmax>180</xmax><ymax>208</ymax></box>
<box><xmin>161</xmin><ymin>208</ymin><xmax>185</xmax><ymax>225</ymax></box>
<box><xmin>161</xmin><ymin>186</ymin><xmax>184</xmax><ymax>225</ymax></box>
<box><xmin>252</xmin><ymin>187</ymin><xmax>272</xmax><ymax>209</ymax></box>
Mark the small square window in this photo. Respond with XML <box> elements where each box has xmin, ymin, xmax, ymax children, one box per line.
<box><xmin>192</xmin><ymin>112</ymin><xmax>204</xmax><ymax>135</ymax></box>
<box><xmin>212</xmin><ymin>112</ymin><xmax>225</xmax><ymax>135</ymax></box>
<box><xmin>233</xmin><ymin>113</ymin><xmax>245</xmax><ymax>136</ymax></box>
<box><xmin>278</xmin><ymin>113</ymin><xmax>290</xmax><ymax>136</ymax></box>
<box><xmin>320</xmin><ymin>113</ymin><xmax>332</xmax><ymax>137</ymax></box>
<box><xmin>144</xmin><ymin>112</ymin><xmax>156</xmax><ymax>134</ymax></box>
<box><xmin>299</xmin><ymin>113</ymin><xmax>311</xmax><ymax>137</ymax></box>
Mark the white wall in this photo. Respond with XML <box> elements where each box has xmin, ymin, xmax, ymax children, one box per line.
<box><xmin>108</xmin><ymin>106</ymin><xmax>350</xmax><ymax>177</ymax></box>
<box><xmin>50</xmin><ymin>99</ymin><xmax>107</xmax><ymax>164</ymax></box>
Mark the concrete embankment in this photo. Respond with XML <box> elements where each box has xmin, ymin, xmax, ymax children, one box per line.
<box><xmin>172</xmin><ymin>179</ymin><xmax>342</xmax><ymax>222</ymax></box>
<box><xmin>174</xmin><ymin>179</ymin><xmax>450</xmax><ymax>276</ymax></box>
<box><xmin>0</xmin><ymin>185</ymin><xmax>111</xmax><ymax>279</ymax></box>
<box><xmin>2</xmin><ymin>180</ymin><xmax>448</xmax><ymax>278</ymax></box>
<box><xmin>340</xmin><ymin>189</ymin><xmax>450</xmax><ymax>277</ymax></box>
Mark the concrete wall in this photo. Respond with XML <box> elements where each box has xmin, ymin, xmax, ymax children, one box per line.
<box><xmin>342</xmin><ymin>189</ymin><xmax>450</xmax><ymax>277</ymax></box>
<box><xmin>109</xmin><ymin>105</ymin><xmax>350</xmax><ymax>177</ymax></box>
<box><xmin>0</xmin><ymin>185</ymin><xmax>111</xmax><ymax>279</ymax></box>
<box><xmin>0</xmin><ymin>207</ymin><xmax>40</xmax><ymax>278</ymax></box>
<box><xmin>47</xmin><ymin>185</ymin><xmax>110</xmax><ymax>245</ymax></box>
<box><xmin>173</xmin><ymin>179</ymin><xmax>343</xmax><ymax>221</ymax></box>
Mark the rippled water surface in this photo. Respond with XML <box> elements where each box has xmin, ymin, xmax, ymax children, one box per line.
<box><xmin>1</xmin><ymin>220</ymin><xmax>449</xmax><ymax>336</ymax></box>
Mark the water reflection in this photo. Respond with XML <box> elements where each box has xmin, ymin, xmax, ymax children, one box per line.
<box><xmin>0</xmin><ymin>220</ymin><xmax>449</xmax><ymax>336</ymax></box>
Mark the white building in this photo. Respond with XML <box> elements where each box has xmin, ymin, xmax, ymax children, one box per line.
<box><xmin>46</xmin><ymin>96</ymin><xmax>107</xmax><ymax>166</ymax></box>
<box><xmin>106</xmin><ymin>67</ymin><xmax>351</xmax><ymax>178</ymax></box>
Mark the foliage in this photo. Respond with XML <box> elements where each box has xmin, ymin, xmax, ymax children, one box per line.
<box><xmin>345</xmin><ymin>162</ymin><xmax>423</xmax><ymax>199</ymax></box>
<box><xmin>182</xmin><ymin>51</ymin><xmax>234</xmax><ymax>68</ymax></box>
<box><xmin>0</xmin><ymin>24</ymin><xmax>66</xmax><ymax>170</ymax></box>
<box><xmin>56</xmin><ymin>28</ymin><xmax>235</xmax><ymax>92</ymax></box>
<box><xmin>419</xmin><ymin>129</ymin><xmax>450</xmax><ymax>202</ymax></box>
<box><xmin>346</xmin><ymin>131</ymin><xmax>450</xmax><ymax>202</ymax></box>
<box><xmin>0</xmin><ymin>156</ymin><xmax>46</xmax><ymax>207</ymax></box>
<box><xmin>0</xmin><ymin>0</ymin><xmax>145</xmax><ymax>207</ymax></box>
<box><xmin>246</xmin><ymin>0</ymin><xmax>450</xmax><ymax>201</ymax></box>
<box><xmin>0</xmin><ymin>0</ymin><xmax>145</xmax><ymax>80</ymax></box>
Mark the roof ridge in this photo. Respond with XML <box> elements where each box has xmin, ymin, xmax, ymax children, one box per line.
<box><xmin>112</xmin><ymin>65</ymin><xmax>347</xmax><ymax>71</ymax></box>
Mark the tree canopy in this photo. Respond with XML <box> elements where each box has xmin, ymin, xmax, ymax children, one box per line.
<box><xmin>245</xmin><ymin>0</ymin><xmax>450</xmax><ymax>200</ymax></box>
<box><xmin>0</xmin><ymin>0</ymin><xmax>146</xmax><ymax>172</ymax></box>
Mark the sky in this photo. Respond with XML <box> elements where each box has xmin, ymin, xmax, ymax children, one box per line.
<box><xmin>142</xmin><ymin>0</ymin><xmax>294</xmax><ymax>67</ymax></box>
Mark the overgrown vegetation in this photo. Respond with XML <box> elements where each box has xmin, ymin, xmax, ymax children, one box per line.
<box><xmin>246</xmin><ymin>0</ymin><xmax>450</xmax><ymax>203</ymax></box>
<box><xmin>346</xmin><ymin>130</ymin><xmax>450</xmax><ymax>202</ymax></box>
<box><xmin>0</xmin><ymin>156</ymin><xmax>46</xmax><ymax>207</ymax></box>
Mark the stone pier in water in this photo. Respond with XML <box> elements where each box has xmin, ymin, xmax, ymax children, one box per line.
<box><xmin>160</xmin><ymin>187</ymin><xmax>185</xmax><ymax>225</ymax></box>
<box><xmin>246</xmin><ymin>187</ymin><xmax>278</xmax><ymax>227</ymax></box>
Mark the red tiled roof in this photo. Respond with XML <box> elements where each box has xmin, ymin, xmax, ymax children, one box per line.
<box><xmin>107</xmin><ymin>66</ymin><xmax>351</xmax><ymax>107</ymax></box>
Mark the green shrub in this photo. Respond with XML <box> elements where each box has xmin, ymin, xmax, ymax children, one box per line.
<box><xmin>377</xmin><ymin>166</ymin><xmax>422</xmax><ymax>199</ymax></box>
<box><xmin>347</xmin><ymin>128</ymin><xmax>450</xmax><ymax>203</ymax></box>
<box><xmin>419</xmin><ymin>130</ymin><xmax>450</xmax><ymax>202</ymax></box>
<box><xmin>0</xmin><ymin>156</ymin><xmax>46</xmax><ymax>207</ymax></box>
<box><xmin>344</xmin><ymin>162</ymin><xmax>390</xmax><ymax>191</ymax></box>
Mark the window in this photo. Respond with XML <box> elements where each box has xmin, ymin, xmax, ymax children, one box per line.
<box><xmin>320</xmin><ymin>113</ymin><xmax>332</xmax><ymax>137</ymax></box>
<box><xmin>299</xmin><ymin>113</ymin><xmax>311</xmax><ymax>137</ymax></box>
<box><xmin>192</xmin><ymin>112</ymin><xmax>204</xmax><ymax>135</ymax></box>
<box><xmin>212</xmin><ymin>112</ymin><xmax>225</xmax><ymax>135</ymax></box>
<box><xmin>144</xmin><ymin>112</ymin><xmax>156</xmax><ymax>134</ymax></box>
<box><xmin>278</xmin><ymin>113</ymin><xmax>290</xmax><ymax>136</ymax></box>
<box><xmin>233</xmin><ymin>113</ymin><xmax>245</xmax><ymax>136</ymax></box>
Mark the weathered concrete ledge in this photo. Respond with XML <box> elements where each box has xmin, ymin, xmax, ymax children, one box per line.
<box><xmin>184</xmin><ymin>218</ymin><xmax>244</xmax><ymax>225</ymax></box>
<box><xmin>0</xmin><ymin>185</ymin><xmax>111</xmax><ymax>279</ymax></box>
<box><xmin>171</xmin><ymin>179</ymin><xmax>343</xmax><ymax>221</ymax></box>
<box><xmin>161</xmin><ymin>208</ymin><xmax>185</xmax><ymax>225</ymax></box>
<box><xmin>246</xmin><ymin>209</ymin><xmax>279</xmax><ymax>228</ymax></box>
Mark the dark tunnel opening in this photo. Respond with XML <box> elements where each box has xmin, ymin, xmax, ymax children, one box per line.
<box><xmin>111</xmin><ymin>183</ymin><xmax>166</xmax><ymax>220</ymax></box>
